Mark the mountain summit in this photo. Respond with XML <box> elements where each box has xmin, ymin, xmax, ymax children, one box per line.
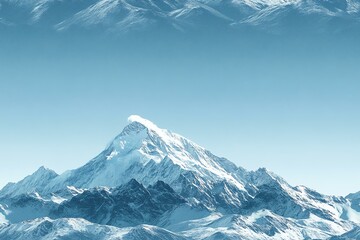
<box><xmin>0</xmin><ymin>166</ymin><xmax>58</xmax><ymax>198</ymax></box>
<box><xmin>0</xmin><ymin>115</ymin><xmax>360</xmax><ymax>239</ymax></box>
<box><xmin>34</xmin><ymin>115</ymin><xmax>250</xmax><ymax>207</ymax></box>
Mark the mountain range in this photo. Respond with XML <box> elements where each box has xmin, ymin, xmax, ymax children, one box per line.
<box><xmin>0</xmin><ymin>115</ymin><xmax>360</xmax><ymax>239</ymax></box>
<box><xmin>1</xmin><ymin>0</ymin><xmax>360</xmax><ymax>32</ymax></box>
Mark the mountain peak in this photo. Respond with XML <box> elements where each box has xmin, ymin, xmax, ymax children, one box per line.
<box><xmin>34</xmin><ymin>166</ymin><xmax>56</xmax><ymax>175</ymax></box>
<box><xmin>128</xmin><ymin>115</ymin><xmax>161</xmax><ymax>132</ymax></box>
<box><xmin>0</xmin><ymin>167</ymin><xmax>58</xmax><ymax>198</ymax></box>
<box><xmin>35</xmin><ymin>115</ymin><xmax>249</xmax><ymax>195</ymax></box>
<box><xmin>346</xmin><ymin>191</ymin><xmax>360</xmax><ymax>200</ymax></box>
<box><xmin>126</xmin><ymin>115</ymin><xmax>171</xmax><ymax>141</ymax></box>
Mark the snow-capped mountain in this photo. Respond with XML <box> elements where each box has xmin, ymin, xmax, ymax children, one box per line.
<box><xmin>51</xmin><ymin>179</ymin><xmax>187</xmax><ymax>227</ymax></box>
<box><xmin>1</xmin><ymin>115</ymin><xmax>360</xmax><ymax>239</ymax></box>
<box><xmin>0</xmin><ymin>217</ymin><xmax>187</xmax><ymax>240</ymax></box>
<box><xmin>4</xmin><ymin>115</ymin><xmax>252</xmax><ymax>211</ymax></box>
<box><xmin>330</xmin><ymin>226</ymin><xmax>360</xmax><ymax>240</ymax></box>
<box><xmin>347</xmin><ymin>191</ymin><xmax>360</xmax><ymax>215</ymax></box>
<box><xmin>0</xmin><ymin>167</ymin><xmax>58</xmax><ymax>199</ymax></box>
<box><xmin>0</xmin><ymin>0</ymin><xmax>359</xmax><ymax>32</ymax></box>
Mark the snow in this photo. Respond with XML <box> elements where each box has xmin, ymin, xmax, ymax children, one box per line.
<box><xmin>1</xmin><ymin>115</ymin><xmax>360</xmax><ymax>239</ymax></box>
<box><xmin>0</xmin><ymin>204</ymin><xmax>8</xmax><ymax>225</ymax></box>
<box><xmin>0</xmin><ymin>218</ymin><xmax>186</xmax><ymax>240</ymax></box>
<box><xmin>336</xmin><ymin>202</ymin><xmax>360</xmax><ymax>224</ymax></box>
<box><xmin>0</xmin><ymin>217</ymin><xmax>129</xmax><ymax>240</ymax></box>
<box><xmin>128</xmin><ymin>115</ymin><xmax>163</xmax><ymax>136</ymax></box>
<box><xmin>168</xmin><ymin>210</ymin><xmax>353</xmax><ymax>240</ymax></box>
<box><xmin>26</xmin><ymin>115</ymin><xmax>248</xmax><ymax>196</ymax></box>
<box><xmin>166</xmin><ymin>207</ymin><xmax>217</xmax><ymax>231</ymax></box>
<box><xmin>50</xmin><ymin>195</ymin><xmax>67</xmax><ymax>204</ymax></box>
<box><xmin>347</xmin><ymin>191</ymin><xmax>360</xmax><ymax>200</ymax></box>
<box><xmin>66</xmin><ymin>186</ymin><xmax>84</xmax><ymax>195</ymax></box>
<box><xmin>0</xmin><ymin>167</ymin><xmax>58</xmax><ymax>198</ymax></box>
<box><xmin>234</xmin><ymin>0</ymin><xmax>301</xmax><ymax>9</ymax></box>
<box><xmin>128</xmin><ymin>116</ymin><xmax>247</xmax><ymax>190</ymax></box>
<box><xmin>106</xmin><ymin>150</ymin><xmax>119</xmax><ymax>160</ymax></box>
<box><xmin>33</xmin><ymin>192</ymin><xmax>46</xmax><ymax>201</ymax></box>
<box><xmin>0</xmin><ymin>214</ymin><xmax>7</xmax><ymax>225</ymax></box>
<box><xmin>2</xmin><ymin>0</ymin><xmax>360</xmax><ymax>33</ymax></box>
<box><xmin>245</xmin><ymin>209</ymin><xmax>274</xmax><ymax>224</ymax></box>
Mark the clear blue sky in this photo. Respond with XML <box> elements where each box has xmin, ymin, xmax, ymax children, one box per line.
<box><xmin>0</xmin><ymin>32</ymin><xmax>359</xmax><ymax>196</ymax></box>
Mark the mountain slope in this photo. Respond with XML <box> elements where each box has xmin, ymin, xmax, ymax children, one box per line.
<box><xmin>0</xmin><ymin>217</ymin><xmax>187</xmax><ymax>240</ymax></box>
<box><xmin>32</xmin><ymin>115</ymin><xmax>252</xmax><ymax>211</ymax></box>
<box><xmin>0</xmin><ymin>167</ymin><xmax>58</xmax><ymax>199</ymax></box>
<box><xmin>168</xmin><ymin>210</ymin><xmax>353</xmax><ymax>240</ymax></box>
<box><xmin>51</xmin><ymin>179</ymin><xmax>186</xmax><ymax>227</ymax></box>
<box><xmin>330</xmin><ymin>226</ymin><xmax>360</xmax><ymax>240</ymax></box>
<box><xmin>347</xmin><ymin>191</ymin><xmax>360</xmax><ymax>212</ymax></box>
<box><xmin>0</xmin><ymin>0</ymin><xmax>360</xmax><ymax>32</ymax></box>
<box><xmin>1</xmin><ymin>115</ymin><xmax>360</xmax><ymax>239</ymax></box>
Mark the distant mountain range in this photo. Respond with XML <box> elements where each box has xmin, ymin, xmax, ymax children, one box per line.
<box><xmin>1</xmin><ymin>0</ymin><xmax>360</xmax><ymax>32</ymax></box>
<box><xmin>0</xmin><ymin>115</ymin><xmax>360</xmax><ymax>239</ymax></box>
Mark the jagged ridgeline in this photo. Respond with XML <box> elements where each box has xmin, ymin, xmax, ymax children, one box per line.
<box><xmin>0</xmin><ymin>115</ymin><xmax>360</xmax><ymax>239</ymax></box>
<box><xmin>1</xmin><ymin>0</ymin><xmax>360</xmax><ymax>33</ymax></box>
